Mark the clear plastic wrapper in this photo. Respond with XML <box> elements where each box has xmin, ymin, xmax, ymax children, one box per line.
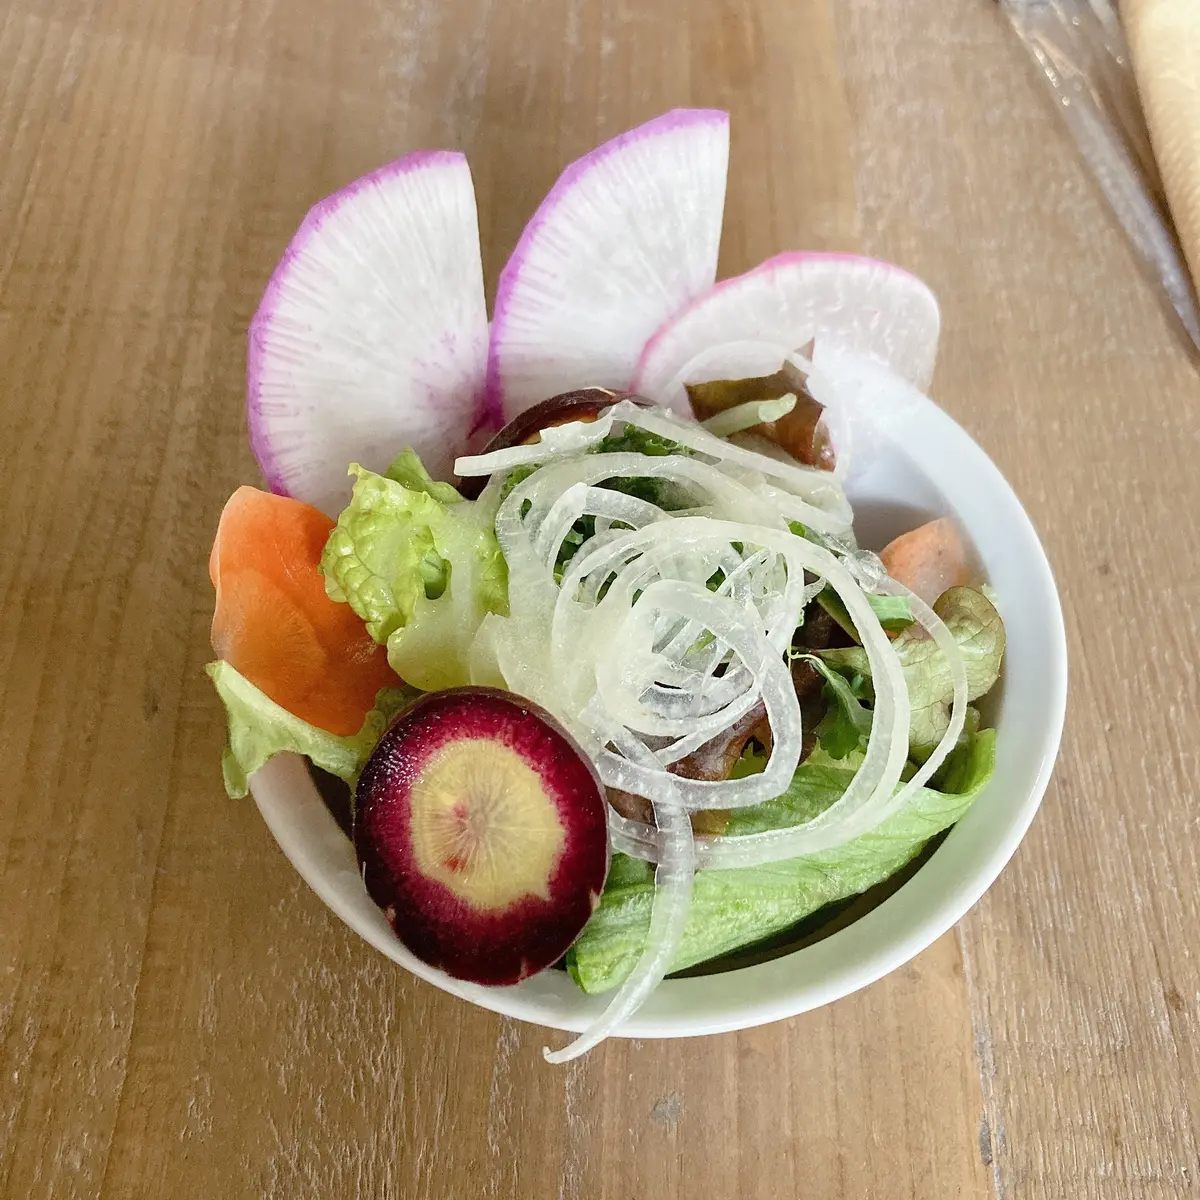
<box><xmin>1000</xmin><ymin>0</ymin><xmax>1200</xmax><ymax>353</ymax></box>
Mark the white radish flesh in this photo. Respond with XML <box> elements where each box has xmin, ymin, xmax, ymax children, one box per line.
<box><xmin>631</xmin><ymin>252</ymin><xmax>941</xmax><ymax>415</ymax></box>
<box><xmin>488</xmin><ymin>110</ymin><xmax>729</xmax><ymax>421</ymax></box>
<box><xmin>248</xmin><ymin>152</ymin><xmax>489</xmax><ymax>516</ymax></box>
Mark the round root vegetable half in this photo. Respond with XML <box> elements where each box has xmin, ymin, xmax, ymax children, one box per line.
<box><xmin>355</xmin><ymin>687</ymin><xmax>610</xmax><ymax>986</ymax></box>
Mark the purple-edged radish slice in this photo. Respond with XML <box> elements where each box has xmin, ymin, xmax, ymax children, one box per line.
<box><xmin>489</xmin><ymin>109</ymin><xmax>729</xmax><ymax>422</ymax></box>
<box><xmin>355</xmin><ymin>687</ymin><xmax>609</xmax><ymax>986</ymax></box>
<box><xmin>631</xmin><ymin>252</ymin><xmax>941</xmax><ymax>414</ymax></box>
<box><xmin>248</xmin><ymin>152</ymin><xmax>489</xmax><ymax>517</ymax></box>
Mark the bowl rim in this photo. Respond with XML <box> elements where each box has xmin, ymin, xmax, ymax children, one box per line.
<box><xmin>248</xmin><ymin>382</ymin><xmax>1068</xmax><ymax>1039</ymax></box>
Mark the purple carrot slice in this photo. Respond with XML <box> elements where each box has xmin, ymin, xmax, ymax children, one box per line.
<box><xmin>355</xmin><ymin>687</ymin><xmax>610</xmax><ymax>986</ymax></box>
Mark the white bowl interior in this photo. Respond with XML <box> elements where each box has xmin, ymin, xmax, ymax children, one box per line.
<box><xmin>250</xmin><ymin>384</ymin><xmax>1067</xmax><ymax>1039</ymax></box>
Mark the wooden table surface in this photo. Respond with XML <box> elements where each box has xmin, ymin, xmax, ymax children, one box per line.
<box><xmin>3</xmin><ymin>0</ymin><xmax>1198</xmax><ymax>1196</ymax></box>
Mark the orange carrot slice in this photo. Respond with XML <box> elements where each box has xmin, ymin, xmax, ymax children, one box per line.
<box><xmin>880</xmin><ymin>517</ymin><xmax>970</xmax><ymax>606</ymax></box>
<box><xmin>210</xmin><ymin>486</ymin><xmax>398</xmax><ymax>736</ymax></box>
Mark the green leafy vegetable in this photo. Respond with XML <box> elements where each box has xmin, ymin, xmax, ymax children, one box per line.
<box><xmin>583</xmin><ymin>427</ymin><xmax>695</xmax><ymax>514</ymax></box>
<box><xmin>501</xmin><ymin>426</ymin><xmax>697</xmax><ymax>579</ymax></box>
<box><xmin>384</xmin><ymin>448</ymin><xmax>464</xmax><ymax>505</ymax></box>
<box><xmin>797</xmin><ymin>654</ymin><xmax>872</xmax><ymax>759</ymax></box>
<box><xmin>500</xmin><ymin>463</ymin><xmax>538</xmax><ymax>500</ymax></box>
<box><xmin>321</xmin><ymin>454</ymin><xmax>508</xmax><ymax>691</ymax></box>
<box><xmin>385</xmin><ymin>491</ymin><xmax>509</xmax><ymax>690</ymax></box>
<box><xmin>503</xmin><ymin>424</ymin><xmax>692</xmax><ymax>501</ymax></box>
<box><xmin>932</xmin><ymin>587</ymin><xmax>1006</xmax><ymax>698</ymax></box>
<box><xmin>931</xmin><ymin>706</ymin><xmax>989</xmax><ymax>794</ymax></box>
<box><xmin>818</xmin><ymin>586</ymin><xmax>1004</xmax><ymax>755</ymax></box>
<box><xmin>729</xmin><ymin>743</ymin><xmax>768</xmax><ymax>779</ymax></box>
<box><xmin>816</xmin><ymin>585</ymin><xmax>915</xmax><ymax>638</ymax></box>
<box><xmin>207</xmin><ymin>661</ymin><xmax>416</xmax><ymax>799</ymax></box>
<box><xmin>567</xmin><ymin>731</ymin><xmax>995</xmax><ymax>993</ymax></box>
<box><xmin>321</xmin><ymin>463</ymin><xmax>451</xmax><ymax>640</ymax></box>
<box><xmin>594</xmin><ymin>426</ymin><xmax>688</xmax><ymax>458</ymax></box>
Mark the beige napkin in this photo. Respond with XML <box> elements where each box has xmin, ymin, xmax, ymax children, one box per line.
<box><xmin>1124</xmin><ymin>0</ymin><xmax>1200</xmax><ymax>301</ymax></box>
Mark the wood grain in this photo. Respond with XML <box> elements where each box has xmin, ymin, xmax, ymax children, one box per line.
<box><xmin>838</xmin><ymin>4</ymin><xmax>1200</xmax><ymax>1196</ymax></box>
<box><xmin>0</xmin><ymin>0</ymin><xmax>1193</xmax><ymax>1196</ymax></box>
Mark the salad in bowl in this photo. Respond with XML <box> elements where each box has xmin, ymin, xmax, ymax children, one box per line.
<box><xmin>208</xmin><ymin>111</ymin><xmax>1047</xmax><ymax>1062</ymax></box>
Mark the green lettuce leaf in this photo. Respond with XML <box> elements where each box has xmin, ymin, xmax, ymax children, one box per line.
<box><xmin>384</xmin><ymin>488</ymin><xmax>508</xmax><ymax>691</ymax></box>
<box><xmin>207</xmin><ymin>661</ymin><xmax>416</xmax><ymax>799</ymax></box>
<box><xmin>729</xmin><ymin>743</ymin><xmax>768</xmax><ymax>779</ymax></box>
<box><xmin>384</xmin><ymin>448</ymin><xmax>464</xmax><ymax>505</ymax></box>
<box><xmin>931</xmin><ymin>706</ymin><xmax>989</xmax><ymax>794</ymax></box>
<box><xmin>321</xmin><ymin>456</ymin><xmax>508</xmax><ymax>691</ymax></box>
<box><xmin>816</xmin><ymin>586</ymin><xmax>915</xmax><ymax>638</ymax></box>
<box><xmin>321</xmin><ymin>464</ymin><xmax>450</xmax><ymax>640</ymax></box>
<box><xmin>594</xmin><ymin>425</ymin><xmax>689</xmax><ymax>459</ymax></box>
<box><xmin>818</xmin><ymin>586</ymin><xmax>1004</xmax><ymax>755</ymax></box>
<box><xmin>567</xmin><ymin>730</ymin><xmax>995</xmax><ymax>994</ymax></box>
<box><xmin>797</xmin><ymin>654</ymin><xmax>872</xmax><ymax>759</ymax></box>
<box><xmin>547</xmin><ymin>429</ymin><xmax>694</xmax><ymax>574</ymax></box>
<box><xmin>932</xmin><ymin>587</ymin><xmax>1006</xmax><ymax>699</ymax></box>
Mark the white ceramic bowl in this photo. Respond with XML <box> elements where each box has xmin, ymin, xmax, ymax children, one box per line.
<box><xmin>249</xmin><ymin>385</ymin><xmax>1067</xmax><ymax>1038</ymax></box>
